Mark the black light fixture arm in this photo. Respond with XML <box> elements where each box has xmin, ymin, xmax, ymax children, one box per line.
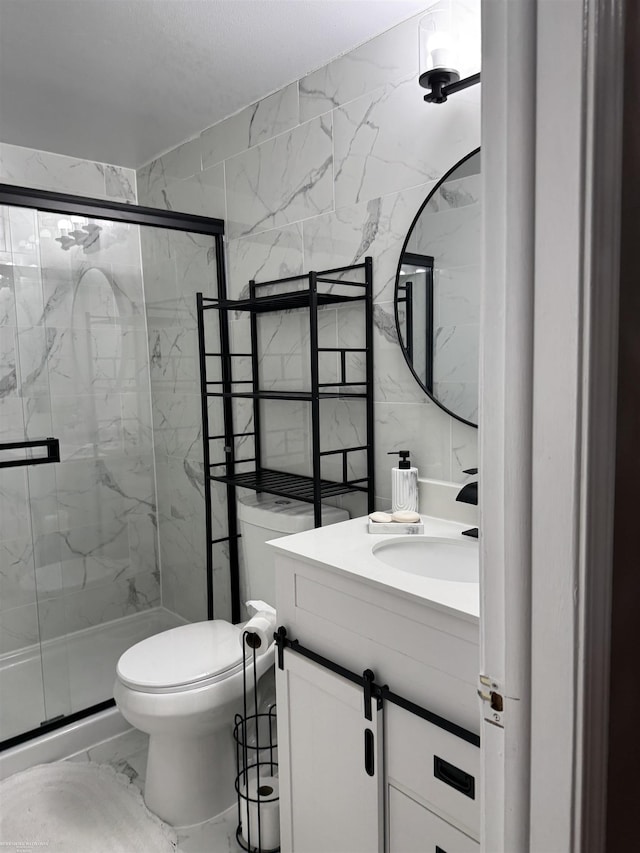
<box><xmin>420</xmin><ymin>70</ymin><xmax>481</xmax><ymax>104</ymax></box>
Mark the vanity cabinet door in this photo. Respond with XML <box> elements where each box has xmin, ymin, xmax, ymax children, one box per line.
<box><xmin>388</xmin><ymin>785</ymin><xmax>479</xmax><ymax>853</ymax></box>
<box><xmin>276</xmin><ymin>653</ymin><xmax>384</xmax><ymax>853</ymax></box>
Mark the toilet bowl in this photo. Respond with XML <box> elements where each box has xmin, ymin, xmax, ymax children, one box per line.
<box><xmin>114</xmin><ymin>494</ymin><xmax>348</xmax><ymax>827</ymax></box>
<box><xmin>114</xmin><ymin>620</ymin><xmax>274</xmax><ymax>826</ymax></box>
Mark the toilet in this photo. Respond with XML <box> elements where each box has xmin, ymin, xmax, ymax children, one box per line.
<box><xmin>114</xmin><ymin>493</ymin><xmax>349</xmax><ymax>827</ymax></box>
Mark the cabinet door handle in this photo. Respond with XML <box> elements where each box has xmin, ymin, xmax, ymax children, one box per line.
<box><xmin>364</xmin><ymin>728</ymin><xmax>375</xmax><ymax>776</ymax></box>
<box><xmin>433</xmin><ymin>755</ymin><xmax>475</xmax><ymax>799</ymax></box>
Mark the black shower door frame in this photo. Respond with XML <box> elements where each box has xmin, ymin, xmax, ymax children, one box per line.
<box><xmin>0</xmin><ymin>182</ymin><xmax>225</xmax><ymax>750</ymax></box>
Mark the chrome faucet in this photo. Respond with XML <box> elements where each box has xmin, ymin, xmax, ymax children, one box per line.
<box><xmin>456</xmin><ymin>468</ymin><xmax>478</xmax><ymax>539</ymax></box>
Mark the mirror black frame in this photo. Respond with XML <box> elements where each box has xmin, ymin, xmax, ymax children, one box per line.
<box><xmin>394</xmin><ymin>146</ymin><xmax>480</xmax><ymax>429</ymax></box>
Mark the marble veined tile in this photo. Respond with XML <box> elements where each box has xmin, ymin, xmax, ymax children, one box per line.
<box><xmin>226</xmin><ymin>115</ymin><xmax>333</xmax><ymax>239</ymax></box>
<box><xmin>141</xmin><ymin>166</ymin><xmax>225</xmax><ymax>220</ymax></box>
<box><xmin>226</xmin><ymin>223</ymin><xmax>304</xmax><ymax>300</ymax></box>
<box><xmin>435</xmin><ymin>381</ymin><xmax>478</xmax><ymax>427</ymax></box>
<box><xmin>424</xmin><ymin>172</ymin><xmax>481</xmax><ymax>214</ymax></box>
<box><xmin>408</xmin><ymin>201</ymin><xmax>481</xmax><ymax>268</ymax></box>
<box><xmin>0</xmin><ymin>325</ymin><xmax>18</xmax><ymax>397</ymax></box>
<box><xmin>104</xmin><ymin>165</ymin><xmax>137</xmax><ymax>203</ymax></box>
<box><xmin>155</xmin><ymin>456</ymin><xmax>208</xmax><ymax>623</ymax></box>
<box><xmin>0</xmin><ymin>602</ymin><xmax>40</xmax><ymax>654</ymax></box>
<box><xmin>375</xmin><ymin>399</ymin><xmax>452</xmax><ymax>493</ymax></box>
<box><xmin>363</xmin><ymin>301</ymin><xmax>427</xmax><ymax>403</ymax></box>
<box><xmin>451</xmin><ymin>416</ymin><xmax>478</xmax><ymax>481</ymax></box>
<box><xmin>334</xmin><ymin>77</ymin><xmax>481</xmax><ymax>209</ymax></box>
<box><xmin>0</xmin><ymin>398</ymin><xmax>24</xmax><ymax>444</ymax></box>
<box><xmin>256</xmin><ymin>307</ymin><xmax>337</xmax><ymax>392</ymax></box>
<box><xmin>170</xmin><ymin>229</ymin><xmax>218</xmax><ymax>299</ymax></box>
<box><xmin>151</xmin><ymin>391</ymin><xmax>202</xmax><ymax>460</ymax></box>
<box><xmin>45</xmin><ymin>325</ymin><xmax>149</xmax><ymax>397</ymax></box>
<box><xmin>318</xmin><ymin>399</ymin><xmax>369</xmax><ymax>486</ymax></box>
<box><xmin>0</xmin><ymin>143</ymin><xmax>105</xmax><ymax>197</ymax></box>
<box><xmin>302</xmin><ymin>183</ymin><xmax>434</xmax><ymax>304</ymax></box>
<box><xmin>0</xmin><ymin>267</ymin><xmax>17</xmax><ymax>327</ymax></box>
<box><xmin>36</xmin><ymin>569</ymin><xmax>160</xmax><ymax>642</ymax></box>
<box><xmin>300</xmin><ymin>17</ymin><xmax>419</xmax><ymax>122</ymax></box>
<box><xmin>51</xmin><ymin>455</ymin><xmax>156</xmax><ymax>533</ymax></box>
<box><xmin>433</xmin><ymin>321</ymin><xmax>479</xmax><ymax>384</ymax></box>
<box><xmin>51</xmin><ymin>392</ymin><xmax>122</xmax><ymax>461</ymax></box>
<box><xmin>0</xmin><ymin>535</ymin><xmax>38</xmax><ymax>611</ymax></box>
<box><xmin>260</xmin><ymin>399</ymin><xmax>312</xmax><ymax>477</ymax></box>
<box><xmin>0</xmin><ymin>467</ymin><xmax>30</xmax><ymax>543</ymax></box>
<box><xmin>139</xmin><ymin>138</ymin><xmax>202</xmax><ymax>192</ymax></box>
<box><xmin>148</xmin><ymin>325</ymin><xmax>200</xmax><ymax>392</ymax></box>
<box><xmin>201</xmin><ymin>82</ymin><xmax>299</xmax><ymax>169</ymax></box>
<box><xmin>435</xmin><ymin>266</ymin><xmax>480</xmax><ymax>327</ymax></box>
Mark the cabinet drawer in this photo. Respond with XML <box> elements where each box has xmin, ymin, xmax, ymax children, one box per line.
<box><xmin>388</xmin><ymin>785</ymin><xmax>479</xmax><ymax>853</ymax></box>
<box><xmin>385</xmin><ymin>704</ymin><xmax>480</xmax><ymax>838</ymax></box>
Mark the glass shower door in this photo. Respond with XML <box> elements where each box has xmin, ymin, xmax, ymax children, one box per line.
<box><xmin>0</xmin><ymin>202</ymin><xmax>158</xmax><ymax>743</ymax></box>
<box><xmin>0</xmin><ymin>203</ymin><xmax>57</xmax><ymax>742</ymax></box>
<box><xmin>1</xmin><ymin>192</ymin><xmax>223</xmax><ymax>745</ymax></box>
<box><xmin>30</xmin><ymin>207</ymin><xmax>157</xmax><ymax>723</ymax></box>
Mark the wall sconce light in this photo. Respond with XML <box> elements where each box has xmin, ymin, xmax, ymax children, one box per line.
<box><xmin>419</xmin><ymin>17</ymin><xmax>480</xmax><ymax>104</ymax></box>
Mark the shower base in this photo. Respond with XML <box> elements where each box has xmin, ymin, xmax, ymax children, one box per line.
<box><xmin>0</xmin><ymin>607</ymin><xmax>185</xmax><ymax>777</ymax></box>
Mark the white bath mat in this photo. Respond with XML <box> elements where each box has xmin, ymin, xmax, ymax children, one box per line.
<box><xmin>0</xmin><ymin>761</ymin><xmax>177</xmax><ymax>853</ymax></box>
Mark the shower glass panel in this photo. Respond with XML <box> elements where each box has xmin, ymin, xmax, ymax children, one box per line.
<box><xmin>0</xmin><ymin>197</ymin><xmax>223</xmax><ymax>746</ymax></box>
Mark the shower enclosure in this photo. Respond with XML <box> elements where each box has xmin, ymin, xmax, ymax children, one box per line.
<box><xmin>0</xmin><ymin>184</ymin><xmax>225</xmax><ymax>748</ymax></box>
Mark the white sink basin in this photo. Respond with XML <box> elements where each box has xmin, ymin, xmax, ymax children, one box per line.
<box><xmin>372</xmin><ymin>536</ymin><xmax>478</xmax><ymax>582</ymax></box>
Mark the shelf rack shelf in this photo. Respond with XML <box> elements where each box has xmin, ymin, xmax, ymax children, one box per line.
<box><xmin>197</xmin><ymin>258</ymin><xmax>374</xmax><ymax>623</ymax></box>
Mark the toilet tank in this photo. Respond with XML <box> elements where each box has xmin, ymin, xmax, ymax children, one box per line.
<box><xmin>237</xmin><ymin>494</ymin><xmax>349</xmax><ymax>607</ymax></box>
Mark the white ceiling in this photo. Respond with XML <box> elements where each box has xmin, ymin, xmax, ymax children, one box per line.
<box><xmin>0</xmin><ymin>0</ymin><xmax>430</xmax><ymax>169</ymax></box>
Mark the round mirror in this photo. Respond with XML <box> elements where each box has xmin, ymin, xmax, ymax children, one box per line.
<box><xmin>395</xmin><ymin>148</ymin><xmax>480</xmax><ymax>427</ymax></box>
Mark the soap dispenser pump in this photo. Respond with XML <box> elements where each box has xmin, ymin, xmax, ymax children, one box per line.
<box><xmin>388</xmin><ymin>450</ymin><xmax>419</xmax><ymax>513</ymax></box>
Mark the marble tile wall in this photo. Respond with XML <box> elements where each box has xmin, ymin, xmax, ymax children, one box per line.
<box><xmin>0</xmin><ymin>142</ymin><xmax>136</xmax><ymax>203</ymax></box>
<box><xmin>0</xmin><ymin>150</ymin><xmax>163</xmax><ymax>655</ymax></box>
<box><xmin>139</xmin><ymin>223</ymin><xmax>230</xmax><ymax>623</ymax></box>
<box><xmin>137</xmin><ymin>3</ymin><xmax>480</xmax><ymax>554</ymax></box>
<box><xmin>137</xmin><ymin>0</ymin><xmax>480</xmax><ymax>496</ymax></box>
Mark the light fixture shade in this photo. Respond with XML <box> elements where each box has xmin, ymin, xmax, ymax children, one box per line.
<box><xmin>419</xmin><ymin>8</ymin><xmax>458</xmax><ymax>76</ymax></box>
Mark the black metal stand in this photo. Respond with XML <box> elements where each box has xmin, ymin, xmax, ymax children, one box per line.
<box><xmin>197</xmin><ymin>259</ymin><xmax>375</xmax><ymax>623</ymax></box>
<box><xmin>234</xmin><ymin>632</ymin><xmax>279</xmax><ymax>853</ymax></box>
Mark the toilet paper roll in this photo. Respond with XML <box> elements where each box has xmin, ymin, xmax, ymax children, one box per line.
<box><xmin>241</xmin><ymin>610</ymin><xmax>277</xmax><ymax>657</ymax></box>
<box><xmin>240</xmin><ymin>775</ymin><xmax>280</xmax><ymax>852</ymax></box>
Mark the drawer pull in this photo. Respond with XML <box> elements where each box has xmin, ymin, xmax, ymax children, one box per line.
<box><xmin>364</xmin><ymin>728</ymin><xmax>375</xmax><ymax>776</ymax></box>
<box><xmin>433</xmin><ymin>755</ymin><xmax>475</xmax><ymax>799</ymax></box>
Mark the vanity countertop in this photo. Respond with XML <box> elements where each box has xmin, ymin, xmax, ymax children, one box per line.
<box><xmin>268</xmin><ymin>514</ymin><xmax>479</xmax><ymax>623</ymax></box>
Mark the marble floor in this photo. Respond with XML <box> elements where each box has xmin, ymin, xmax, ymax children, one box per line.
<box><xmin>65</xmin><ymin>728</ymin><xmax>243</xmax><ymax>852</ymax></box>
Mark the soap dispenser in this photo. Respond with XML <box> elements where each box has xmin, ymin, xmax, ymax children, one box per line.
<box><xmin>388</xmin><ymin>450</ymin><xmax>419</xmax><ymax>513</ymax></box>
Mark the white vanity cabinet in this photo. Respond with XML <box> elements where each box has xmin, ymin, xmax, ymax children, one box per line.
<box><xmin>277</xmin><ymin>653</ymin><xmax>384</xmax><ymax>853</ymax></box>
<box><xmin>272</xmin><ymin>532</ymin><xmax>480</xmax><ymax>853</ymax></box>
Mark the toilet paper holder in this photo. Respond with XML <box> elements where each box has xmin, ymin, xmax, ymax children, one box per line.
<box><xmin>234</xmin><ymin>630</ymin><xmax>279</xmax><ymax>853</ymax></box>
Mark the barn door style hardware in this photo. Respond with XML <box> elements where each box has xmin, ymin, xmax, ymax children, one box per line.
<box><xmin>273</xmin><ymin>626</ymin><xmax>480</xmax><ymax>748</ymax></box>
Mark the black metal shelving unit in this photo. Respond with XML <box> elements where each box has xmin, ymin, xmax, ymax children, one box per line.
<box><xmin>197</xmin><ymin>258</ymin><xmax>375</xmax><ymax>623</ymax></box>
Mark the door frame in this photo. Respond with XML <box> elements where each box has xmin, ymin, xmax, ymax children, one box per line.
<box><xmin>480</xmin><ymin>0</ymin><xmax>625</xmax><ymax>849</ymax></box>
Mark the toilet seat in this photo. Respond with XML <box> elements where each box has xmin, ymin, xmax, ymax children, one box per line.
<box><xmin>116</xmin><ymin>620</ymin><xmax>246</xmax><ymax>694</ymax></box>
